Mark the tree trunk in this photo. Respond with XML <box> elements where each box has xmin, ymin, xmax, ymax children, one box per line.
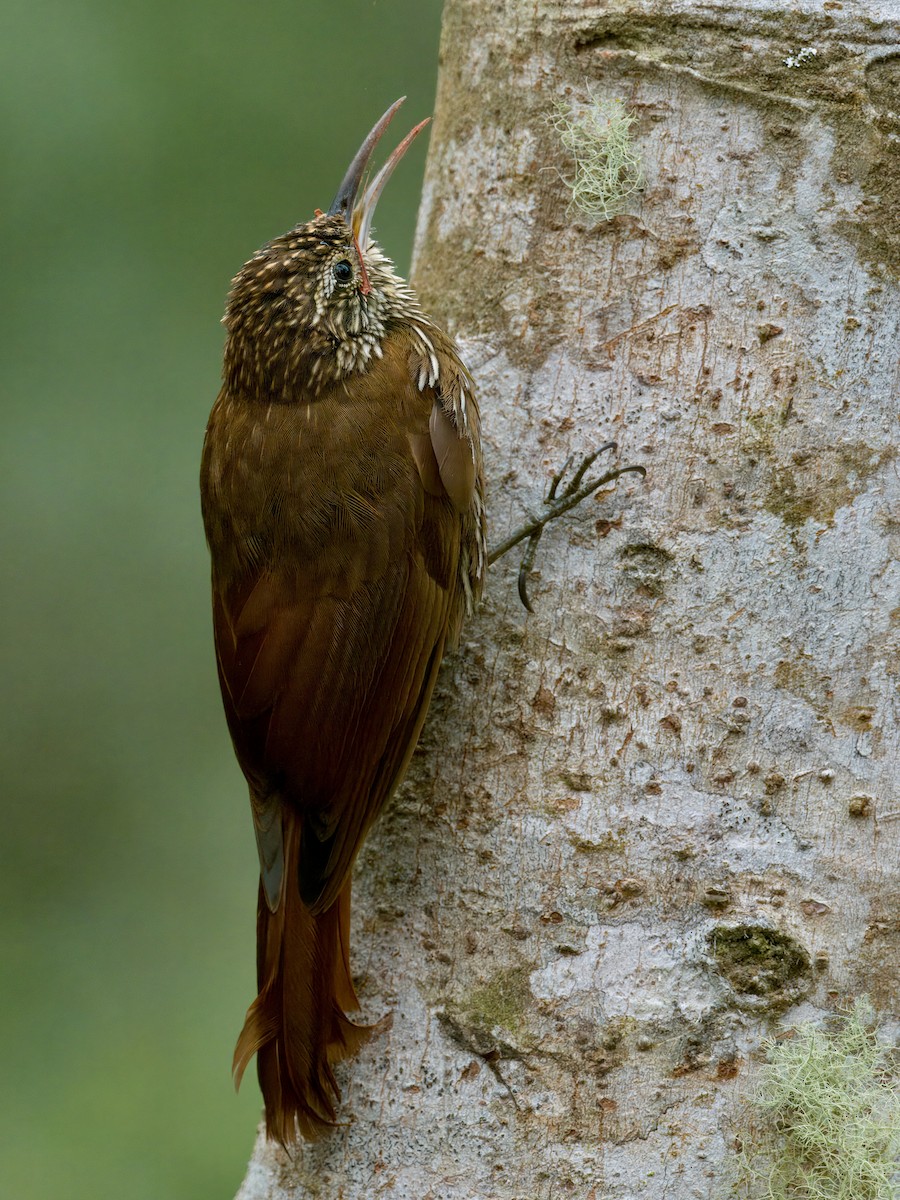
<box><xmin>236</xmin><ymin>2</ymin><xmax>900</xmax><ymax>1195</ymax></box>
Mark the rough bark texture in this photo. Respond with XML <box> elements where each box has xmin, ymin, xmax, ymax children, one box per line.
<box><xmin>237</xmin><ymin>2</ymin><xmax>899</xmax><ymax>1196</ymax></box>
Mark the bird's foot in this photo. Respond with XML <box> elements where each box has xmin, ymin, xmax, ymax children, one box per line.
<box><xmin>487</xmin><ymin>442</ymin><xmax>646</xmax><ymax>611</ymax></box>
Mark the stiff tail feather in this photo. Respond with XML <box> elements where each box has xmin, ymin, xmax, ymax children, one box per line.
<box><xmin>232</xmin><ymin>817</ymin><xmax>369</xmax><ymax>1144</ymax></box>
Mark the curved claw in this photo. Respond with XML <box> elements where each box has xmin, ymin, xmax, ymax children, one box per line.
<box><xmin>546</xmin><ymin>442</ymin><xmax>617</xmax><ymax>502</ymax></box>
<box><xmin>547</xmin><ymin>454</ymin><xmax>575</xmax><ymax>503</ymax></box>
<box><xmin>566</xmin><ymin>440</ymin><xmax>617</xmax><ymax>495</ymax></box>
<box><xmin>487</xmin><ymin>443</ymin><xmax>646</xmax><ymax>611</ymax></box>
<box><xmin>517</xmin><ymin>531</ymin><xmax>542</xmax><ymax>612</ymax></box>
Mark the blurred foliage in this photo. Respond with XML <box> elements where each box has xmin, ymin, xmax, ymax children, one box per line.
<box><xmin>0</xmin><ymin>1</ymin><xmax>442</xmax><ymax>1196</ymax></box>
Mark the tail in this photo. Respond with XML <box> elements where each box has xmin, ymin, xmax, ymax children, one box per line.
<box><xmin>232</xmin><ymin>818</ymin><xmax>369</xmax><ymax>1145</ymax></box>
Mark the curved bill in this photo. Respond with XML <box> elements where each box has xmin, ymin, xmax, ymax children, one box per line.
<box><xmin>353</xmin><ymin>117</ymin><xmax>430</xmax><ymax>249</ymax></box>
<box><xmin>327</xmin><ymin>97</ymin><xmax>430</xmax><ymax>248</ymax></box>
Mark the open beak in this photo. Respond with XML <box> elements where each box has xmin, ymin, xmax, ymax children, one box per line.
<box><xmin>327</xmin><ymin>97</ymin><xmax>430</xmax><ymax>250</ymax></box>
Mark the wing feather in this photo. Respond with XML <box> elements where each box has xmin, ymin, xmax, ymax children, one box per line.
<box><xmin>208</xmin><ymin>336</ymin><xmax>468</xmax><ymax>914</ymax></box>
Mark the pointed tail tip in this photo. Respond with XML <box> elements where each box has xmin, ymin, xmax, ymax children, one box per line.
<box><xmin>232</xmin><ymin>990</ymin><xmax>279</xmax><ymax>1091</ymax></box>
<box><xmin>262</xmin><ymin>1066</ymin><xmax>341</xmax><ymax>1147</ymax></box>
<box><xmin>251</xmin><ymin>1011</ymin><xmax>383</xmax><ymax>1146</ymax></box>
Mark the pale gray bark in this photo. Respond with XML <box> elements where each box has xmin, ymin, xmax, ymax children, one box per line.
<box><xmin>237</xmin><ymin>2</ymin><xmax>900</xmax><ymax>1196</ymax></box>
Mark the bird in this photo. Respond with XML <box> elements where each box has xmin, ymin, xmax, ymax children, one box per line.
<box><xmin>200</xmin><ymin>98</ymin><xmax>485</xmax><ymax>1145</ymax></box>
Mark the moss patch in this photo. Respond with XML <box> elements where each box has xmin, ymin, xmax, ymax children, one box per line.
<box><xmin>569</xmin><ymin>828</ymin><xmax>628</xmax><ymax>855</ymax></box>
<box><xmin>463</xmin><ymin>964</ymin><xmax>534</xmax><ymax>1036</ymax></box>
<box><xmin>742</xmin><ymin>405</ymin><xmax>789</xmax><ymax>461</ymax></box>
<box><xmin>618</xmin><ymin>540</ymin><xmax>674</xmax><ymax>596</ymax></box>
<box><xmin>773</xmin><ymin>657</ymin><xmax>833</xmax><ymax>721</ymax></box>
<box><xmin>764</xmin><ymin>443</ymin><xmax>894</xmax><ymax>528</ymax></box>
<box><xmin>711</xmin><ymin>924</ymin><xmax>811</xmax><ymax>1010</ymax></box>
<box><xmin>559</xmin><ymin>769</ymin><xmax>594</xmax><ymax>792</ymax></box>
<box><xmin>831</xmin><ymin>56</ymin><xmax>900</xmax><ymax>276</ymax></box>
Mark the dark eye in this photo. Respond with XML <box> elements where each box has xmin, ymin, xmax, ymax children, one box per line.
<box><xmin>332</xmin><ymin>259</ymin><xmax>353</xmax><ymax>284</ymax></box>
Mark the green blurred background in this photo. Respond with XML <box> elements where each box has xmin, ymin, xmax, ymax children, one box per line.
<box><xmin>0</xmin><ymin>2</ymin><xmax>442</xmax><ymax>1196</ymax></box>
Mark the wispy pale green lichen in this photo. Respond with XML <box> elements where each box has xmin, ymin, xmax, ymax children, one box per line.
<box><xmin>549</xmin><ymin>93</ymin><xmax>643</xmax><ymax>222</ymax></box>
<box><xmin>739</xmin><ymin>999</ymin><xmax>899</xmax><ymax>1200</ymax></box>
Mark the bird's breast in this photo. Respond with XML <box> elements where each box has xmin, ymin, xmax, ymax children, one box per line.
<box><xmin>201</xmin><ymin>349</ymin><xmax>434</xmax><ymax>588</ymax></box>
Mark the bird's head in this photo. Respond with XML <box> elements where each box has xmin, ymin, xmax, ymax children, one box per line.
<box><xmin>223</xmin><ymin>99</ymin><xmax>429</xmax><ymax>398</ymax></box>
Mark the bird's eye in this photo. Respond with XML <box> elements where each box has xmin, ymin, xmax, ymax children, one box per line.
<box><xmin>332</xmin><ymin>259</ymin><xmax>353</xmax><ymax>284</ymax></box>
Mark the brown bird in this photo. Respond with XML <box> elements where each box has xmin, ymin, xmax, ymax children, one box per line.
<box><xmin>200</xmin><ymin>98</ymin><xmax>485</xmax><ymax>1144</ymax></box>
